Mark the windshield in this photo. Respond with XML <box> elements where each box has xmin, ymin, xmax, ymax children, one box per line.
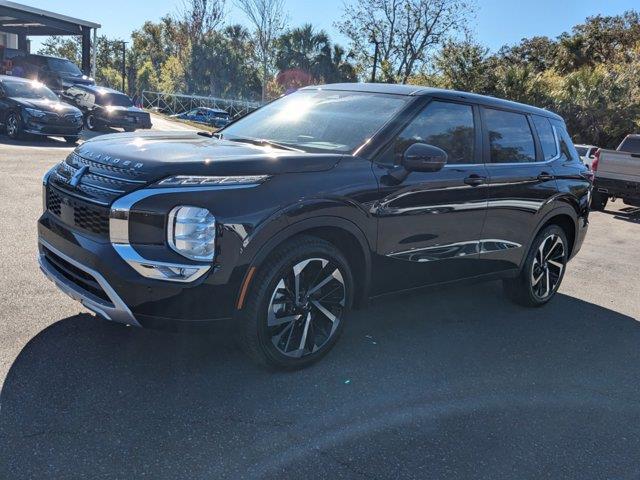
<box><xmin>221</xmin><ymin>89</ymin><xmax>410</xmax><ymax>153</ymax></box>
<box><xmin>97</xmin><ymin>93</ymin><xmax>133</xmax><ymax>107</ymax></box>
<box><xmin>46</xmin><ymin>58</ymin><xmax>83</xmax><ymax>75</ymax></box>
<box><xmin>3</xmin><ymin>80</ymin><xmax>58</xmax><ymax>101</ymax></box>
<box><xmin>575</xmin><ymin>147</ymin><xmax>588</xmax><ymax>156</ymax></box>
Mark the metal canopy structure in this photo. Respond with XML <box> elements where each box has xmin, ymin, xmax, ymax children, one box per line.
<box><xmin>0</xmin><ymin>1</ymin><xmax>100</xmax><ymax>76</ymax></box>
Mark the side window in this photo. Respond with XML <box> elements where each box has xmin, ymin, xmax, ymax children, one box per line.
<box><xmin>550</xmin><ymin>120</ymin><xmax>581</xmax><ymax>162</ymax></box>
<box><xmin>532</xmin><ymin>115</ymin><xmax>558</xmax><ymax>161</ymax></box>
<box><xmin>393</xmin><ymin>100</ymin><xmax>476</xmax><ymax>165</ymax></box>
<box><xmin>484</xmin><ymin>108</ymin><xmax>536</xmax><ymax>163</ymax></box>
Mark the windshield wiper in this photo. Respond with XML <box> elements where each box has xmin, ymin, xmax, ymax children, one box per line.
<box><xmin>226</xmin><ymin>136</ymin><xmax>302</xmax><ymax>152</ymax></box>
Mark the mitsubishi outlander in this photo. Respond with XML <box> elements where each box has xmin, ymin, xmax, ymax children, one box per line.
<box><xmin>38</xmin><ymin>84</ymin><xmax>591</xmax><ymax>368</ymax></box>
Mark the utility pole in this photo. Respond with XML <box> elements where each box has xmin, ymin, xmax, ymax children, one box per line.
<box><xmin>371</xmin><ymin>37</ymin><xmax>380</xmax><ymax>83</ymax></box>
<box><xmin>120</xmin><ymin>41</ymin><xmax>128</xmax><ymax>93</ymax></box>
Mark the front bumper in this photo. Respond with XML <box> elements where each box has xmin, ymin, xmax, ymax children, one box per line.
<box><xmin>38</xmin><ymin>210</ymin><xmax>241</xmax><ymax>328</ymax></box>
<box><xmin>39</xmin><ymin>239</ymin><xmax>139</xmax><ymax>326</ymax></box>
<box><xmin>23</xmin><ymin>116</ymin><xmax>82</xmax><ymax>137</ymax></box>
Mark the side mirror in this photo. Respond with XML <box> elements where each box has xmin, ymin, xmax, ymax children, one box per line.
<box><xmin>402</xmin><ymin>143</ymin><xmax>448</xmax><ymax>172</ymax></box>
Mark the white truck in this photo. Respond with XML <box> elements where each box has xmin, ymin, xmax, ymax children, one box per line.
<box><xmin>591</xmin><ymin>134</ymin><xmax>640</xmax><ymax>211</ymax></box>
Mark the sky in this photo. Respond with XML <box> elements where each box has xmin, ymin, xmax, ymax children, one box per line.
<box><xmin>25</xmin><ymin>0</ymin><xmax>639</xmax><ymax>53</ymax></box>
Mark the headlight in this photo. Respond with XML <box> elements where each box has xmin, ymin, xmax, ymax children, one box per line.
<box><xmin>167</xmin><ymin>206</ymin><xmax>216</xmax><ymax>261</ymax></box>
<box><xmin>25</xmin><ymin>108</ymin><xmax>47</xmax><ymax>119</ymax></box>
<box><xmin>158</xmin><ymin>175</ymin><xmax>269</xmax><ymax>186</ymax></box>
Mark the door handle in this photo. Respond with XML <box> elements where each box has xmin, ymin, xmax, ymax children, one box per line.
<box><xmin>538</xmin><ymin>172</ymin><xmax>555</xmax><ymax>181</ymax></box>
<box><xmin>464</xmin><ymin>174</ymin><xmax>486</xmax><ymax>186</ymax></box>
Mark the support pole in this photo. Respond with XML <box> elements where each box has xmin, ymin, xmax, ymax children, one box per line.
<box><xmin>92</xmin><ymin>28</ymin><xmax>97</xmax><ymax>80</ymax></box>
<box><xmin>81</xmin><ymin>27</ymin><xmax>91</xmax><ymax>75</ymax></box>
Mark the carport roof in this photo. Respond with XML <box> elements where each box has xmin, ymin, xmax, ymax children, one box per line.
<box><xmin>0</xmin><ymin>0</ymin><xmax>100</xmax><ymax>36</ymax></box>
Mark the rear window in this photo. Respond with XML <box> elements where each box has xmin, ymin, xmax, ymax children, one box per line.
<box><xmin>484</xmin><ymin>108</ymin><xmax>536</xmax><ymax>163</ymax></box>
<box><xmin>618</xmin><ymin>137</ymin><xmax>640</xmax><ymax>154</ymax></box>
<box><xmin>575</xmin><ymin>146</ymin><xmax>588</xmax><ymax>156</ymax></box>
<box><xmin>96</xmin><ymin>93</ymin><xmax>133</xmax><ymax>107</ymax></box>
<box><xmin>532</xmin><ymin>115</ymin><xmax>558</xmax><ymax>161</ymax></box>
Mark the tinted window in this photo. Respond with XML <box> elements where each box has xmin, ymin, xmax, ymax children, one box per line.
<box><xmin>96</xmin><ymin>93</ymin><xmax>133</xmax><ymax>107</ymax></box>
<box><xmin>394</xmin><ymin>100</ymin><xmax>476</xmax><ymax>164</ymax></box>
<box><xmin>484</xmin><ymin>108</ymin><xmax>536</xmax><ymax>163</ymax></box>
<box><xmin>575</xmin><ymin>146</ymin><xmax>588</xmax><ymax>156</ymax></box>
<box><xmin>532</xmin><ymin>115</ymin><xmax>557</xmax><ymax>160</ymax></box>
<box><xmin>550</xmin><ymin>120</ymin><xmax>580</xmax><ymax>162</ymax></box>
<box><xmin>46</xmin><ymin>57</ymin><xmax>82</xmax><ymax>75</ymax></box>
<box><xmin>618</xmin><ymin>137</ymin><xmax>640</xmax><ymax>154</ymax></box>
<box><xmin>222</xmin><ymin>89</ymin><xmax>410</xmax><ymax>153</ymax></box>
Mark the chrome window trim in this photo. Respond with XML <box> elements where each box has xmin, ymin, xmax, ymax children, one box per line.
<box><xmin>109</xmin><ymin>184</ymin><xmax>260</xmax><ymax>282</ymax></box>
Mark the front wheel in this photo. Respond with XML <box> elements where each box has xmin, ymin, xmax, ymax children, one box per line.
<box><xmin>237</xmin><ymin>236</ymin><xmax>353</xmax><ymax>369</ymax></box>
<box><xmin>84</xmin><ymin>113</ymin><xmax>100</xmax><ymax>131</ymax></box>
<box><xmin>6</xmin><ymin>112</ymin><xmax>22</xmax><ymax>139</ymax></box>
<box><xmin>64</xmin><ymin>136</ymin><xmax>79</xmax><ymax>145</ymax></box>
<box><xmin>504</xmin><ymin>225</ymin><xmax>568</xmax><ymax>307</ymax></box>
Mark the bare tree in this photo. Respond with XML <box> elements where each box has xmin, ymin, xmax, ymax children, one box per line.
<box><xmin>336</xmin><ymin>0</ymin><xmax>475</xmax><ymax>83</ymax></box>
<box><xmin>236</xmin><ymin>0</ymin><xmax>287</xmax><ymax>101</ymax></box>
<box><xmin>178</xmin><ymin>0</ymin><xmax>227</xmax><ymax>41</ymax></box>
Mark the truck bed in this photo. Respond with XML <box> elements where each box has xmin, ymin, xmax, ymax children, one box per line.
<box><xmin>596</xmin><ymin>150</ymin><xmax>640</xmax><ymax>182</ymax></box>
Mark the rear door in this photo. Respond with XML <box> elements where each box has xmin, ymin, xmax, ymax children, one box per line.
<box><xmin>478</xmin><ymin>108</ymin><xmax>559</xmax><ymax>273</ymax></box>
<box><xmin>372</xmin><ymin>99</ymin><xmax>489</xmax><ymax>294</ymax></box>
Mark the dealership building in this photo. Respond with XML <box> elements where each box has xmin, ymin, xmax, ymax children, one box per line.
<box><xmin>0</xmin><ymin>0</ymin><xmax>100</xmax><ymax>77</ymax></box>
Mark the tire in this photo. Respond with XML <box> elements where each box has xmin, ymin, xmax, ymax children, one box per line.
<box><xmin>504</xmin><ymin>225</ymin><xmax>568</xmax><ymax>307</ymax></box>
<box><xmin>64</xmin><ymin>136</ymin><xmax>79</xmax><ymax>145</ymax></box>
<box><xmin>591</xmin><ymin>190</ymin><xmax>608</xmax><ymax>211</ymax></box>
<box><xmin>6</xmin><ymin>112</ymin><xmax>22</xmax><ymax>139</ymax></box>
<box><xmin>236</xmin><ymin>235</ymin><xmax>354</xmax><ymax>369</ymax></box>
<box><xmin>84</xmin><ymin>113</ymin><xmax>100</xmax><ymax>131</ymax></box>
<box><xmin>124</xmin><ymin>127</ymin><xmax>136</xmax><ymax>132</ymax></box>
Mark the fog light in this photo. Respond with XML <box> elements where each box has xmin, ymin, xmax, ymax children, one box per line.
<box><xmin>168</xmin><ymin>206</ymin><xmax>216</xmax><ymax>261</ymax></box>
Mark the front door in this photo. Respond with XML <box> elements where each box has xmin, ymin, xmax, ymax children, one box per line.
<box><xmin>371</xmin><ymin>99</ymin><xmax>488</xmax><ymax>295</ymax></box>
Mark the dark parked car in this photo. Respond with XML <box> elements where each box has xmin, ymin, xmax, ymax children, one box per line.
<box><xmin>0</xmin><ymin>75</ymin><xmax>82</xmax><ymax>143</ymax></box>
<box><xmin>173</xmin><ymin>107</ymin><xmax>231</xmax><ymax>128</ymax></box>
<box><xmin>11</xmin><ymin>54</ymin><xmax>94</xmax><ymax>94</ymax></box>
<box><xmin>38</xmin><ymin>83</ymin><xmax>591</xmax><ymax>369</ymax></box>
<box><xmin>63</xmin><ymin>85</ymin><xmax>151</xmax><ymax>132</ymax></box>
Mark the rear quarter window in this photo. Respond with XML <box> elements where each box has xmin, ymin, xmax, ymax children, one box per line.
<box><xmin>532</xmin><ymin>115</ymin><xmax>558</xmax><ymax>161</ymax></box>
<box><xmin>550</xmin><ymin>119</ymin><xmax>580</xmax><ymax>163</ymax></box>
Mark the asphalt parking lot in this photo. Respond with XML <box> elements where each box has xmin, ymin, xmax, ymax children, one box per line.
<box><xmin>1</xmin><ymin>122</ymin><xmax>640</xmax><ymax>479</ymax></box>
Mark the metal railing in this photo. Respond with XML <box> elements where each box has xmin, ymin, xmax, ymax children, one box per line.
<box><xmin>141</xmin><ymin>91</ymin><xmax>261</xmax><ymax>119</ymax></box>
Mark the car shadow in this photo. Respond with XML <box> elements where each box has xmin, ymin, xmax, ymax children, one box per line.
<box><xmin>2</xmin><ymin>281</ymin><xmax>640</xmax><ymax>479</ymax></box>
<box><xmin>610</xmin><ymin>206</ymin><xmax>640</xmax><ymax>224</ymax></box>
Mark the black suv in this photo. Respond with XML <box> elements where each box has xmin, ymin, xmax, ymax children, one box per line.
<box><xmin>62</xmin><ymin>84</ymin><xmax>152</xmax><ymax>132</ymax></box>
<box><xmin>11</xmin><ymin>54</ymin><xmax>94</xmax><ymax>94</ymax></box>
<box><xmin>38</xmin><ymin>84</ymin><xmax>591</xmax><ymax>368</ymax></box>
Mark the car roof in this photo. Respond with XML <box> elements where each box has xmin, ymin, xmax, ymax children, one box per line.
<box><xmin>302</xmin><ymin>83</ymin><xmax>563</xmax><ymax>121</ymax></box>
<box><xmin>574</xmin><ymin>144</ymin><xmax>597</xmax><ymax>148</ymax></box>
<box><xmin>69</xmin><ymin>84</ymin><xmax>125</xmax><ymax>95</ymax></box>
<box><xmin>0</xmin><ymin>74</ymin><xmax>38</xmax><ymax>84</ymax></box>
<box><xmin>17</xmin><ymin>53</ymin><xmax>71</xmax><ymax>62</ymax></box>
<box><xmin>195</xmin><ymin>107</ymin><xmax>228</xmax><ymax>113</ymax></box>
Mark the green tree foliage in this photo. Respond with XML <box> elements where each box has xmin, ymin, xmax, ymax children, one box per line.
<box><xmin>410</xmin><ymin>10</ymin><xmax>640</xmax><ymax>148</ymax></box>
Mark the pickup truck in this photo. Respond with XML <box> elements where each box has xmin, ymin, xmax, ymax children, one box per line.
<box><xmin>591</xmin><ymin>134</ymin><xmax>640</xmax><ymax>210</ymax></box>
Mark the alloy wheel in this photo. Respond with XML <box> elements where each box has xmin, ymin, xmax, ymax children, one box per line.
<box><xmin>267</xmin><ymin>257</ymin><xmax>346</xmax><ymax>358</ymax></box>
<box><xmin>530</xmin><ymin>233</ymin><xmax>566</xmax><ymax>300</ymax></box>
<box><xmin>7</xmin><ymin>114</ymin><xmax>18</xmax><ymax>137</ymax></box>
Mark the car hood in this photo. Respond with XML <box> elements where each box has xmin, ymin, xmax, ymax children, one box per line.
<box><xmin>61</xmin><ymin>74</ymin><xmax>95</xmax><ymax>85</ymax></box>
<box><xmin>76</xmin><ymin>131</ymin><xmax>343</xmax><ymax>182</ymax></box>
<box><xmin>13</xmin><ymin>98</ymin><xmax>80</xmax><ymax>114</ymax></box>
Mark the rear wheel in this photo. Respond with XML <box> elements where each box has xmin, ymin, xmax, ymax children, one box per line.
<box><xmin>64</xmin><ymin>136</ymin><xmax>78</xmax><ymax>145</ymax></box>
<box><xmin>504</xmin><ymin>225</ymin><xmax>568</xmax><ymax>307</ymax></box>
<box><xmin>6</xmin><ymin>112</ymin><xmax>22</xmax><ymax>139</ymax></box>
<box><xmin>237</xmin><ymin>236</ymin><xmax>353</xmax><ymax>369</ymax></box>
<box><xmin>123</xmin><ymin>127</ymin><xmax>136</xmax><ymax>132</ymax></box>
<box><xmin>591</xmin><ymin>190</ymin><xmax>608</xmax><ymax>211</ymax></box>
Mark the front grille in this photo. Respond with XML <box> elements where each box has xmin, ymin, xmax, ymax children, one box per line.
<box><xmin>42</xmin><ymin>246</ymin><xmax>110</xmax><ymax>303</ymax></box>
<box><xmin>49</xmin><ymin>152</ymin><xmax>147</xmax><ymax>205</ymax></box>
<box><xmin>47</xmin><ymin>186</ymin><xmax>110</xmax><ymax>237</ymax></box>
